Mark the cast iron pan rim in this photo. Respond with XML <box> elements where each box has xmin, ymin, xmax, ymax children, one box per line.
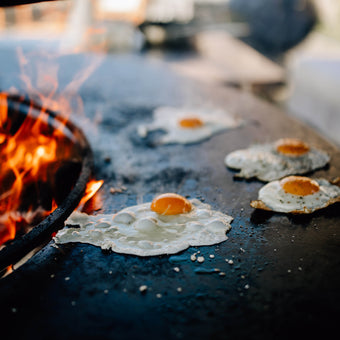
<box><xmin>0</xmin><ymin>93</ymin><xmax>94</xmax><ymax>273</ymax></box>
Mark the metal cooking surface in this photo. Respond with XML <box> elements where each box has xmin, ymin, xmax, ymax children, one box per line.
<box><xmin>0</xmin><ymin>54</ymin><xmax>339</xmax><ymax>340</ymax></box>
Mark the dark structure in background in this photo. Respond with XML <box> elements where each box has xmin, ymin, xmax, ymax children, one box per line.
<box><xmin>229</xmin><ymin>0</ymin><xmax>317</xmax><ymax>57</ymax></box>
<box><xmin>0</xmin><ymin>0</ymin><xmax>55</xmax><ymax>6</ymax></box>
<box><xmin>0</xmin><ymin>0</ymin><xmax>317</xmax><ymax>58</ymax></box>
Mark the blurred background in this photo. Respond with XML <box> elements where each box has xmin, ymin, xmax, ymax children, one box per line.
<box><xmin>0</xmin><ymin>0</ymin><xmax>339</xmax><ymax>146</ymax></box>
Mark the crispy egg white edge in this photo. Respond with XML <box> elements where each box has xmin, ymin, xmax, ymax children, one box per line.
<box><xmin>54</xmin><ymin>199</ymin><xmax>233</xmax><ymax>256</ymax></box>
<box><xmin>256</xmin><ymin>178</ymin><xmax>340</xmax><ymax>213</ymax></box>
<box><xmin>225</xmin><ymin>143</ymin><xmax>330</xmax><ymax>181</ymax></box>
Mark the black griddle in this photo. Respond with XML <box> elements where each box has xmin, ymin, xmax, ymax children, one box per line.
<box><xmin>0</xmin><ymin>53</ymin><xmax>339</xmax><ymax>340</ymax></box>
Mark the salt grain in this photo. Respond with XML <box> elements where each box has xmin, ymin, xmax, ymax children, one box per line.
<box><xmin>219</xmin><ymin>272</ymin><xmax>226</xmax><ymax>277</ymax></box>
<box><xmin>110</xmin><ymin>187</ymin><xmax>125</xmax><ymax>194</ymax></box>
<box><xmin>139</xmin><ymin>285</ymin><xmax>148</xmax><ymax>293</ymax></box>
<box><xmin>156</xmin><ymin>293</ymin><xmax>162</xmax><ymax>298</ymax></box>
<box><xmin>173</xmin><ymin>267</ymin><xmax>180</xmax><ymax>272</ymax></box>
<box><xmin>197</xmin><ymin>256</ymin><xmax>205</xmax><ymax>263</ymax></box>
<box><xmin>209</xmin><ymin>254</ymin><xmax>215</xmax><ymax>259</ymax></box>
<box><xmin>65</xmin><ymin>277</ymin><xmax>70</xmax><ymax>281</ymax></box>
<box><xmin>190</xmin><ymin>254</ymin><xmax>197</xmax><ymax>262</ymax></box>
<box><xmin>228</xmin><ymin>260</ymin><xmax>234</xmax><ymax>265</ymax></box>
<box><xmin>177</xmin><ymin>287</ymin><xmax>182</xmax><ymax>292</ymax></box>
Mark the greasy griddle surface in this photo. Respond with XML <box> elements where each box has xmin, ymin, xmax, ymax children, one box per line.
<box><xmin>0</xmin><ymin>54</ymin><xmax>339</xmax><ymax>340</ymax></box>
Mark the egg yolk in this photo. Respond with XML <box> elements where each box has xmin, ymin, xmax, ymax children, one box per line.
<box><xmin>178</xmin><ymin>117</ymin><xmax>204</xmax><ymax>129</ymax></box>
<box><xmin>151</xmin><ymin>193</ymin><xmax>192</xmax><ymax>215</ymax></box>
<box><xmin>276</xmin><ymin>138</ymin><xmax>310</xmax><ymax>156</ymax></box>
<box><xmin>280</xmin><ymin>176</ymin><xmax>320</xmax><ymax>196</ymax></box>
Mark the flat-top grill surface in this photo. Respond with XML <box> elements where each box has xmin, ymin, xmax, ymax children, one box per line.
<box><xmin>0</xmin><ymin>54</ymin><xmax>339</xmax><ymax>340</ymax></box>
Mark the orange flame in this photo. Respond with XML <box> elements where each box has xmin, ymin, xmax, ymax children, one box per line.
<box><xmin>0</xmin><ymin>93</ymin><xmax>65</xmax><ymax>245</ymax></box>
<box><xmin>0</xmin><ymin>46</ymin><xmax>102</xmax><ymax>247</ymax></box>
<box><xmin>78</xmin><ymin>179</ymin><xmax>104</xmax><ymax>211</ymax></box>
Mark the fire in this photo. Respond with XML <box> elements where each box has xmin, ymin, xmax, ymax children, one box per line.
<box><xmin>78</xmin><ymin>179</ymin><xmax>104</xmax><ymax>210</ymax></box>
<box><xmin>0</xmin><ymin>40</ymin><xmax>102</xmax><ymax>247</ymax></box>
<box><xmin>0</xmin><ymin>93</ymin><xmax>8</xmax><ymax>144</ymax></box>
<box><xmin>0</xmin><ymin>93</ymin><xmax>70</xmax><ymax>246</ymax></box>
<box><xmin>0</xmin><ymin>89</ymin><xmax>102</xmax><ymax>246</ymax></box>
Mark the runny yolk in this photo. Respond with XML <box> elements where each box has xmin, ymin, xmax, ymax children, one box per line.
<box><xmin>280</xmin><ymin>176</ymin><xmax>320</xmax><ymax>196</ymax></box>
<box><xmin>151</xmin><ymin>193</ymin><xmax>192</xmax><ymax>215</ymax></box>
<box><xmin>178</xmin><ymin>117</ymin><xmax>204</xmax><ymax>129</ymax></box>
<box><xmin>276</xmin><ymin>138</ymin><xmax>310</xmax><ymax>157</ymax></box>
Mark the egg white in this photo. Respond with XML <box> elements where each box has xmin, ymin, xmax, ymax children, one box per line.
<box><xmin>54</xmin><ymin>199</ymin><xmax>233</xmax><ymax>256</ymax></box>
<box><xmin>251</xmin><ymin>178</ymin><xmax>340</xmax><ymax>213</ymax></box>
<box><xmin>225</xmin><ymin>142</ymin><xmax>330</xmax><ymax>181</ymax></box>
<box><xmin>137</xmin><ymin>106</ymin><xmax>242</xmax><ymax>145</ymax></box>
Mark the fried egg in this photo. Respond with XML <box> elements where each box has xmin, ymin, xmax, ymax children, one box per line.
<box><xmin>225</xmin><ymin>138</ymin><xmax>330</xmax><ymax>181</ymax></box>
<box><xmin>250</xmin><ymin>176</ymin><xmax>340</xmax><ymax>214</ymax></box>
<box><xmin>137</xmin><ymin>106</ymin><xmax>242</xmax><ymax>145</ymax></box>
<box><xmin>54</xmin><ymin>193</ymin><xmax>233</xmax><ymax>256</ymax></box>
